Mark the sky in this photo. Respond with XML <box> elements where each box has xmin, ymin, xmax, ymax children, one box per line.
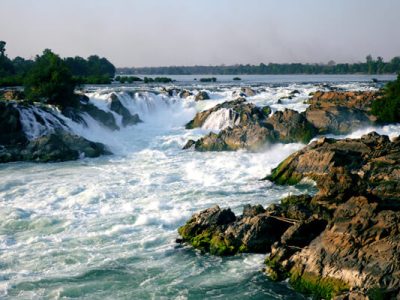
<box><xmin>1</xmin><ymin>0</ymin><xmax>400</xmax><ymax>67</ymax></box>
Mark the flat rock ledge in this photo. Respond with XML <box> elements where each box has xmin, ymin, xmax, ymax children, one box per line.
<box><xmin>178</xmin><ymin>132</ymin><xmax>400</xmax><ymax>299</ymax></box>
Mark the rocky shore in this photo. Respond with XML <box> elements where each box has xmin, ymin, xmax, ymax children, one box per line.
<box><xmin>178</xmin><ymin>132</ymin><xmax>400</xmax><ymax>299</ymax></box>
<box><xmin>184</xmin><ymin>91</ymin><xmax>381</xmax><ymax>151</ymax></box>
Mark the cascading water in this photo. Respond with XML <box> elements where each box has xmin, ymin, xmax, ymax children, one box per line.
<box><xmin>1</xmin><ymin>76</ymin><xmax>400</xmax><ymax>299</ymax></box>
<box><xmin>201</xmin><ymin>108</ymin><xmax>240</xmax><ymax>132</ymax></box>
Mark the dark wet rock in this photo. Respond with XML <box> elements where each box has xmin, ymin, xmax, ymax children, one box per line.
<box><xmin>109</xmin><ymin>93</ymin><xmax>141</xmax><ymax>126</ymax></box>
<box><xmin>79</xmin><ymin>102</ymin><xmax>119</xmax><ymax>130</ymax></box>
<box><xmin>266</xmin><ymin>109</ymin><xmax>317</xmax><ymax>143</ymax></box>
<box><xmin>290</xmin><ymin>90</ymin><xmax>300</xmax><ymax>96</ymax></box>
<box><xmin>0</xmin><ymin>100</ymin><xmax>112</xmax><ymax>163</ymax></box>
<box><xmin>0</xmin><ymin>101</ymin><xmax>28</xmax><ymax>146</ymax></box>
<box><xmin>160</xmin><ymin>87</ymin><xmax>180</xmax><ymax>97</ymax></box>
<box><xmin>195</xmin><ymin>91</ymin><xmax>210</xmax><ymax>101</ymax></box>
<box><xmin>21</xmin><ymin>130</ymin><xmax>110</xmax><ymax>162</ymax></box>
<box><xmin>179</xmin><ymin>90</ymin><xmax>192</xmax><ymax>99</ymax></box>
<box><xmin>178</xmin><ymin>205</ymin><xmax>293</xmax><ymax>255</ymax></box>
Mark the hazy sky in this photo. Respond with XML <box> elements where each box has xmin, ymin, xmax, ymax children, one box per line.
<box><xmin>1</xmin><ymin>0</ymin><xmax>400</xmax><ymax>67</ymax></box>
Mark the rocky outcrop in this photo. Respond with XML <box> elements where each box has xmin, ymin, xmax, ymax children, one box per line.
<box><xmin>179</xmin><ymin>90</ymin><xmax>192</xmax><ymax>99</ymax></box>
<box><xmin>266</xmin><ymin>132</ymin><xmax>400</xmax><ymax>202</ymax></box>
<box><xmin>195</xmin><ymin>91</ymin><xmax>210</xmax><ymax>101</ymax></box>
<box><xmin>232</xmin><ymin>87</ymin><xmax>257</xmax><ymax>97</ymax></box>
<box><xmin>305</xmin><ymin>91</ymin><xmax>381</xmax><ymax>134</ymax></box>
<box><xmin>185</xmin><ymin>98</ymin><xmax>270</xmax><ymax>129</ymax></box>
<box><xmin>0</xmin><ymin>130</ymin><xmax>110</xmax><ymax>163</ymax></box>
<box><xmin>184</xmin><ymin>99</ymin><xmax>316</xmax><ymax>151</ymax></box>
<box><xmin>21</xmin><ymin>130</ymin><xmax>110</xmax><ymax>162</ymax></box>
<box><xmin>184</xmin><ymin>123</ymin><xmax>277</xmax><ymax>151</ymax></box>
<box><xmin>109</xmin><ymin>93</ymin><xmax>141</xmax><ymax>126</ymax></box>
<box><xmin>178</xmin><ymin>133</ymin><xmax>400</xmax><ymax>299</ymax></box>
<box><xmin>0</xmin><ymin>100</ymin><xmax>112</xmax><ymax>163</ymax></box>
<box><xmin>265</xmin><ymin>109</ymin><xmax>317</xmax><ymax>143</ymax></box>
<box><xmin>309</xmin><ymin>91</ymin><xmax>381</xmax><ymax>111</ymax></box>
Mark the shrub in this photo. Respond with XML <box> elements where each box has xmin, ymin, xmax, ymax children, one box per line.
<box><xmin>371</xmin><ymin>74</ymin><xmax>400</xmax><ymax>123</ymax></box>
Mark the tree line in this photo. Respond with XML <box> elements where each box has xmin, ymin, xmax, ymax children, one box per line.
<box><xmin>0</xmin><ymin>41</ymin><xmax>116</xmax><ymax>87</ymax></box>
<box><xmin>118</xmin><ymin>55</ymin><xmax>400</xmax><ymax>75</ymax></box>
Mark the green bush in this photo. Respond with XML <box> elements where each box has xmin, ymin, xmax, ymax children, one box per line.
<box><xmin>371</xmin><ymin>74</ymin><xmax>400</xmax><ymax>123</ymax></box>
<box><xmin>24</xmin><ymin>49</ymin><xmax>79</xmax><ymax>108</ymax></box>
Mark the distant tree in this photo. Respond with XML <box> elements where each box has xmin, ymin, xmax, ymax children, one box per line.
<box><xmin>0</xmin><ymin>41</ymin><xmax>15</xmax><ymax>78</ymax></box>
<box><xmin>24</xmin><ymin>49</ymin><xmax>78</xmax><ymax>108</ymax></box>
<box><xmin>0</xmin><ymin>41</ymin><xmax>6</xmax><ymax>57</ymax></box>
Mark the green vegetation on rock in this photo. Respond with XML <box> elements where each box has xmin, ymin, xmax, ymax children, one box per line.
<box><xmin>371</xmin><ymin>73</ymin><xmax>400</xmax><ymax>123</ymax></box>
<box><xmin>289</xmin><ymin>270</ymin><xmax>349</xmax><ymax>300</ymax></box>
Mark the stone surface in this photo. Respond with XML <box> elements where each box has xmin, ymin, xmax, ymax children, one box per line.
<box><xmin>179</xmin><ymin>132</ymin><xmax>400</xmax><ymax>299</ymax></box>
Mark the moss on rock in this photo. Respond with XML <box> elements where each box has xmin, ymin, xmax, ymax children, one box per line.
<box><xmin>289</xmin><ymin>269</ymin><xmax>349</xmax><ymax>300</ymax></box>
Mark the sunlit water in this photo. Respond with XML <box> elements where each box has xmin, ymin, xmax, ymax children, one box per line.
<box><xmin>1</xmin><ymin>75</ymin><xmax>399</xmax><ymax>299</ymax></box>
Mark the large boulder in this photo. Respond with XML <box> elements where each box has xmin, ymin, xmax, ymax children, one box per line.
<box><xmin>184</xmin><ymin>123</ymin><xmax>277</xmax><ymax>151</ymax></box>
<box><xmin>185</xmin><ymin>98</ymin><xmax>270</xmax><ymax>129</ymax></box>
<box><xmin>305</xmin><ymin>105</ymin><xmax>372</xmax><ymax>135</ymax></box>
<box><xmin>178</xmin><ymin>205</ymin><xmax>293</xmax><ymax>255</ymax></box>
<box><xmin>21</xmin><ymin>130</ymin><xmax>110</xmax><ymax>162</ymax></box>
<box><xmin>281</xmin><ymin>196</ymin><xmax>400</xmax><ymax>299</ymax></box>
<box><xmin>304</xmin><ymin>91</ymin><xmax>381</xmax><ymax>135</ymax></box>
<box><xmin>266</xmin><ymin>109</ymin><xmax>317</xmax><ymax>143</ymax></box>
<box><xmin>195</xmin><ymin>91</ymin><xmax>210</xmax><ymax>101</ymax></box>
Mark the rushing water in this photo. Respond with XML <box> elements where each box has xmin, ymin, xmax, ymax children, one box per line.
<box><xmin>1</xmin><ymin>75</ymin><xmax>399</xmax><ymax>299</ymax></box>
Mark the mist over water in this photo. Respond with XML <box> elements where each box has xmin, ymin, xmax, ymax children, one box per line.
<box><xmin>1</xmin><ymin>75</ymin><xmax>399</xmax><ymax>299</ymax></box>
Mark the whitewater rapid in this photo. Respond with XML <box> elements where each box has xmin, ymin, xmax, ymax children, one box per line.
<box><xmin>1</xmin><ymin>78</ymin><xmax>399</xmax><ymax>299</ymax></box>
